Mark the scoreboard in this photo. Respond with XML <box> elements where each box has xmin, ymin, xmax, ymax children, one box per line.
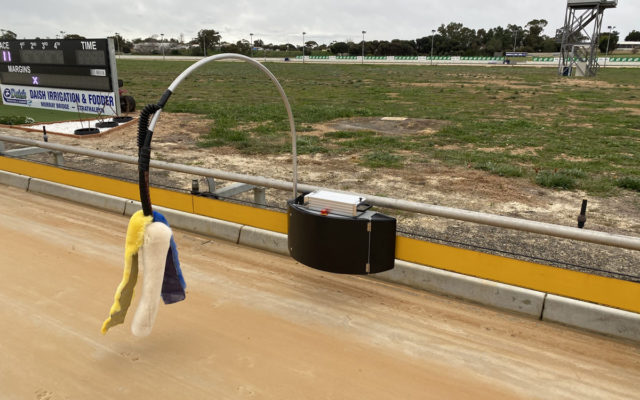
<box><xmin>0</xmin><ymin>38</ymin><xmax>121</xmax><ymax>115</ymax></box>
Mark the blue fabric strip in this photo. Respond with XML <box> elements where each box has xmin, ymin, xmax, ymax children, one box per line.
<box><xmin>153</xmin><ymin>211</ymin><xmax>187</xmax><ymax>304</ymax></box>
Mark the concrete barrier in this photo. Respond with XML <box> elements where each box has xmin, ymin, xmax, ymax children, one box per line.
<box><xmin>123</xmin><ymin>200</ymin><xmax>142</xmax><ymax>216</ymax></box>
<box><xmin>542</xmin><ymin>294</ymin><xmax>640</xmax><ymax>342</ymax></box>
<box><xmin>124</xmin><ymin>200</ymin><xmax>243</xmax><ymax>243</ymax></box>
<box><xmin>0</xmin><ymin>170</ymin><xmax>30</xmax><ymax>190</ymax></box>
<box><xmin>27</xmin><ymin>179</ymin><xmax>127</xmax><ymax>214</ymax></box>
<box><xmin>239</xmin><ymin>225</ymin><xmax>289</xmax><ymax>255</ymax></box>
<box><xmin>375</xmin><ymin>260</ymin><xmax>546</xmax><ymax>317</ymax></box>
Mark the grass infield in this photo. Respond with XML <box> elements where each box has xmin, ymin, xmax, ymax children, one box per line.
<box><xmin>2</xmin><ymin>60</ymin><xmax>639</xmax><ymax>195</ymax></box>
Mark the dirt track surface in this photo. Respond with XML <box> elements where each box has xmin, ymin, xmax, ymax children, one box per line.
<box><xmin>1</xmin><ymin>184</ymin><xmax>639</xmax><ymax>399</ymax></box>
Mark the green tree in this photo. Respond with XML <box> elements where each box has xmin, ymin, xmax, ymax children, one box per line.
<box><xmin>113</xmin><ymin>33</ymin><xmax>133</xmax><ymax>54</ymax></box>
<box><xmin>236</xmin><ymin>39</ymin><xmax>250</xmax><ymax>54</ymax></box>
<box><xmin>64</xmin><ymin>34</ymin><xmax>86</xmax><ymax>39</ymax></box>
<box><xmin>599</xmin><ymin>31</ymin><xmax>619</xmax><ymax>53</ymax></box>
<box><xmin>0</xmin><ymin>29</ymin><xmax>17</xmax><ymax>40</ymax></box>
<box><xmin>438</xmin><ymin>22</ymin><xmax>474</xmax><ymax>55</ymax></box>
<box><xmin>195</xmin><ymin>29</ymin><xmax>221</xmax><ymax>52</ymax></box>
<box><xmin>506</xmin><ymin>24</ymin><xmax>523</xmax><ymax>52</ymax></box>
<box><xmin>415</xmin><ymin>36</ymin><xmax>431</xmax><ymax>54</ymax></box>
<box><xmin>278</xmin><ymin>43</ymin><xmax>295</xmax><ymax>52</ymax></box>
<box><xmin>484</xmin><ymin>26</ymin><xmax>511</xmax><ymax>55</ymax></box>
<box><xmin>625</xmin><ymin>30</ymin><xmax>640</xmax><ymax>41</ymax></box>
<box><xmin>374</xmin><ymin>40</ymin><xmax>391</xmax><ymax>55</ymax></box>
<box><xmin>329</xmin><ymin>41</ymin><xmax>349</xmax><ymax>55</ymax></box>
<box><xmin>524</xmin><ymin>19</ymin><xmax>548</xmax><ymax>52</ymax></box>
<box><xmin>485</xmin><ymin>37</ymin><xmax>504</xmax><ymax>54</ymax></box>
<box><xmin>541</xmin><ymin>37</ymin><xmax>559</xmax><ymax>52</ymax></box>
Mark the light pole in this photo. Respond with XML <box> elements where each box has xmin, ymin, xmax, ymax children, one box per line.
<box><xmin>302</xmin><ymin>32</ymin><xmax>306</xmax><ymax>63</ymax></box>
<box><xmin>160</xmin><ymin>33</ymin><xmax>165</xmax><ymax>60</ymax></box>
<box><xmin>250</xmin><ymin>33</ymin><xmax>253</xmax><ymax>57</ymax></box>
<box><xmin>115</xmin><ymin>32</ymin><xmax>119</xmax><ymax>57</ymax></box>
<box><xmin>604</xmin><ymin>25</ymin><xmax>615</xmax><ymax>68</ymax></box>
<box><xmin>513</xmin><ymin>27</ymin><xmax>518</xmax><ymax>52</ymax></box>
<box><xmin>203</xmin><ymin>36</ymin><xmax>206</xmax><ymax>57</ymax></box>
<box><xmin>430</xmin><ymin>29</ymin><xmax>436</xmax><ymax>65</ymax></box>
<box><xmin>362</xmin><ymin>30</ymin><xmax>366</xmax><ymax>64</ymax></box>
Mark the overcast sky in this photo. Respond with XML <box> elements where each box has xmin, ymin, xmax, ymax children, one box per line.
<box><xmin>3</xmin><ymin>0</ymin><xmax>638</xmax><ymax>44</ymax></box>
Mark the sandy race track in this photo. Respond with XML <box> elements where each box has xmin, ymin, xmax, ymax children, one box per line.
<box><xmin>0</xmin><ymin>184</ymin><xmax>639</xmax><ymax>399</ymax></box>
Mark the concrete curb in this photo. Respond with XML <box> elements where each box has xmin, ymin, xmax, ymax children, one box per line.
<box><xmin>0</xmin><ymin>170</ymin><xmax>30</xmax><ymax>190</ymax></box>
<box><xmin>123</xmin><ymin>199</ymin><xmax>142</xmax><ymax>216</ymax></box>
<box><xmin>543</xmin><ymin>294</ymin><xmax>640</xmax><ymax>342</ymax></box>
<box><xmin>375</xmin><ymin>260</ymin><xmax>546</xmax><ymax>317</ymax></box>
<box><xmin>27</xmin><ymin>179</ymin><xmax>127</xmax><ymax>214</ymax></box>
<box><xmin>124</xmin><ymin>200</ymin><xmax>243</xmax><ymax>244</ymax></box>
<box><xmin>2</xmin><ymin>174</ymin><xmax>639</xmax><ymax>342</ymax></box>
<box><xmin>239</xmin><ymin>225</ymin><xmax>289</xmax><ymax>256</ymax></box>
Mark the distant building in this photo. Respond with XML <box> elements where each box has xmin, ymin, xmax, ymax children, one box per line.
<box><xmin>616</xmin><ymin>41</ymin><xmax>640</xmax><ymax>52</ymax></box>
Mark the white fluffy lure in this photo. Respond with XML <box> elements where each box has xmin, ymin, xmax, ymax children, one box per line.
<box><xmin>131</xmin><ymin>222</ymin><xmax>172</xmax><ymax>337</ymax></box>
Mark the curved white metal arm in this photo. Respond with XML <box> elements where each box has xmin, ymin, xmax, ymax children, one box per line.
<box><xmin>148</xmin><ymin>53</ymin><xmax>298</xmax><ymax>198</ymax></box>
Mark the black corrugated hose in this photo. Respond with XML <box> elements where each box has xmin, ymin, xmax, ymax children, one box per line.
<box><xmin>137</xmin><ymin>103</ymin><xmax>162</xmax><ymax>216</ymax></box>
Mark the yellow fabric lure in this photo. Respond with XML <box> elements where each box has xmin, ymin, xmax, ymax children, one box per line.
<box><xmin>101</xmin><ymin>211</ymin><xmax>153</xmax><ymax>334</ymax></box>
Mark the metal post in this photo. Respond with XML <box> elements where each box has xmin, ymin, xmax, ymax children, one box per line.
<box><xmin>205</xmin><ymin>177</ymin><xmax>216</xmax><ymax>192</ymax></box>
<box><xmin>513</xmin><ymin>28</ymin><xmax>518</xmax><ymax>52</ymax></box>
<box><xmin>302</xmin><ymin>32</ymin><xmax>306</xmax><ymax>63</ymax></box>
<box><xmin>362</xmin><ymin>30</ymin><xmax>366</xmax><ymax>64</ymax></box>
<box><xmin>604</xmin><ymin>25</ymin><xmax>615</xmax><ymax>68</ymax></box>
<box><xmin>430</xmin><ymin>29</ymin><xmax>435</xmax><ymax>65</ymax></box>
<box><xmin>161</xmin><ymin>33</ymin><xmax>165</xmax><ymax>60</ymax></box>
<box><xmin>250</xmin><ymin>33</ymin><xmax>253</xmax><ymax>58</ymax></box>
<box><xmin>115</xmin><ymin>32</ymin><xmax>119</xmax><ymax>57</ymax></box>
<box><xmin>52</xmin><ymin>152</ymin><xmax>64</xmax><ymax>167</ymax></box>
<box><xmin>253</xmin><ymin>187</ymin><xmax>266</xmax><ymax>205</ymax></box>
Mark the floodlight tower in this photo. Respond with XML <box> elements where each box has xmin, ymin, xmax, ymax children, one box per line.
<box><xmin>557</xmin><ymin>0</ymin><xmax>618</xmax><ymax>77</ymax></box>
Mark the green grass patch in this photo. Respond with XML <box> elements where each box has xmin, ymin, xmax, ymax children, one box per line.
<box><xmin>475</xmin><ymin>161</ymin><xmax>524</xmax><ymax>177</ymax></box>
<box><xmin>616</xmin><ymin>176</ymin><xmax>640</xmax><ymax>192</ymax></box>
<box><xmin>0</xmin><ymin>115</ymin><xmax>35</xmax><ymax>125</ymax></box>
<box><xmin>360</xmin><ymin>151</ymin><xmax>404</xmax><ymax>168</ymax></box>
<box><xmin>535</xmin><ymin>171</ymin><xmax>578</xmax><ymax>190</ymax></box>
<box><xmin>296</xmin><ymin>136</ymin><xmax>329</xmax><ymax>155</ymax></box>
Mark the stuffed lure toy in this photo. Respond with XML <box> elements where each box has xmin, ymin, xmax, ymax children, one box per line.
<box><xmin>102</xmin><ymin>103</ymin><xmax>186</xmax><ymax>337</ymax></box>
<box><xmin>101</xmin><ymin>210</ymin><xmax>186</xmax><ymax>336</ymax></box>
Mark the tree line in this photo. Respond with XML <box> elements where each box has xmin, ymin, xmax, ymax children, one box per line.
<box><xmin>2</xmin><ymin>25</ymin><xmax>639</xmax><ymax>57</ymax></box>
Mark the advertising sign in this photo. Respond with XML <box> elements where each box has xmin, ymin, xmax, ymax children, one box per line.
<box><xmin>2</xmin><ymin>84</ymin><xmax>118</xmax><ymax>115</ymax></box>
